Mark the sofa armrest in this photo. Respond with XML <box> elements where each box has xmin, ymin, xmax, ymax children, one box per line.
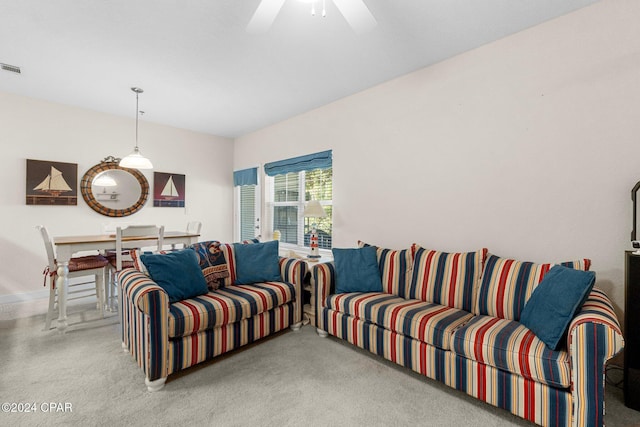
<box><xmin>568</xmin><ymin>288</ymin><xmax>624</xmax><ymax>427</ymax></box>
<box><xmin>279</xmin><ymin>257</ymin><xmax>308</xmax><ymax>287</ymax></box>
<box><xmin>310</xmin><ymin>262</ymin><xmax>335</xmax><ymax>331</ymax></box>
<box><xmin>118</xmin><ymin>268</ymin><xmax>169</xmax><ymax>382</ymax></box>
<box><xmin>119</xmin><ymin>268</ymin><xmax>169</xmax><ymax>314</ymax></box>
<box><xmin>279</xmin><ymin>257</ymin><xmax>308</xmax><ymax>325</ymax></box>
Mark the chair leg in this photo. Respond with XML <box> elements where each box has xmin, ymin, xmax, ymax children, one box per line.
<box><xmin>43</xmin><ymin>283</ymin><xmax>56</xmax><ymax>331</ymax></box>
<box><xmin>95</xmin><ymin>271</ymin><xmax>105</xmax><ymax>319</ymax></box>
<box><xmin>104</xmin><ymin>267</ymin><xmax>117</xmax><ymax>312</ymax></box>
<box><xmin>105</xmin><ymin>268</ymin><xmax>111</xmax><ymax>311</ymax></box>
<box><xmin>116</xmin><ymin>274</ymin><xmax>122</xmax><ymax>316</ymax></box>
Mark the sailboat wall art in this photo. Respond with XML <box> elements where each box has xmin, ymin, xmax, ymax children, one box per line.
<box><xmin>26</xmin><ymin>159</ymin><xmax>77</xmax><ymax>205</ymax></box>
<box><xmin>153</xmin><ymin>172</ymin><xmax>185</xmax><ymax>207</ymax></box>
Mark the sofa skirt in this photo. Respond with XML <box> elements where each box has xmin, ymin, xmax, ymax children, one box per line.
<box><xmin>450</xmin><ymin>354</ymin><xmax>571</xmax><ymax>427</ymax></box>
<box><xmin>322</xmin><ymin>308</ymin><xmax>450</xmax><ymax>383</ymax></box>
<box><xmin>321</xmin><ymin>308</ymin><xmax>572</xmax><ymax>427</ymax></box>
<box><xmin>127</xmin><ymin>300</ymin><xmax>295</xmax><ymax>381</ymax></box>
<box><xmin>165</xmin><ymin>302</ymin><xmax>295</xmax><ymax>376</ymax></box>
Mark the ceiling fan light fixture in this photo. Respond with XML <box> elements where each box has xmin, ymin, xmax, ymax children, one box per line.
<box><xmin>119</xmin><ymin>87</ymin><xmax>153</xmax><ymax>170</ymax></box>
<box><xmin>248</xmin><ymin>0</ymin><xmax>374</xmax><ymax>34</ymax></box>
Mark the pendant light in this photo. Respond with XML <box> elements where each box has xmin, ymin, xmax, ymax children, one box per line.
<box><xmin>119</xmin><ymin>87</ymin><xmax>153</xmax><ymax>170</ymax></box>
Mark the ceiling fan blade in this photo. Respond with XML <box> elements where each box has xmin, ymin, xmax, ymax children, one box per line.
<box><xmin>247</xmin><ymin>0</ymin><xmax>287</xmax><ymax>34</ymax></box>
<box><xmin>332</xmin><ymin>0</ymin><xmax>377</xmax><ymax>35</ymax></box>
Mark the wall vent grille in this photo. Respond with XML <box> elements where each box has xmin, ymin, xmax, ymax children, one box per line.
<box><xmin>1</xmin><ymin>63</ymin><xmax>21</xmax><ymax>74</ymax></box>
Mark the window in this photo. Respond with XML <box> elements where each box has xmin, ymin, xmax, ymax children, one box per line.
<box><xmin>239</xmin><ymin>185</ymin><xmax>258</xmax><ymax>240</ymax></box>
<box><xmin>265</xmin><ymin>151</ymin><xmax>332</xmax><ymax>251</ymax></box>
<box><xmin>234</xmin><ymin>168</ymin><xmax>260</xmax><ymax>241</ymax></box>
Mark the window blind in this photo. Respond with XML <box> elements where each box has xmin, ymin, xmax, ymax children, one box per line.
<box><xmin>264</xmin><ymin>150</ymin><xmax>332</xmax><ymax>177</ymax></box>
<box><xmin>233</xmin><ymin>167</ymin><xmax>258</xmax><ymax>186</ymax></box>
<box><xmin>239</xmin><ymin>185</ymin><xmax>256</xmax><ymax>240</ymax></box>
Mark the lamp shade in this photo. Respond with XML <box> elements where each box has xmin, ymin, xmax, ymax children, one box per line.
<box><xmin>119</xmin><ymin>87</ymin><xmax>153</xmax><ymax>170</ymax></box>
<box><xmin>304</xmin><ymin>200</ymin><xmax>327</xmax><ymax>218</ymax></box>
<box><xmin>119</xmin><ymin>147</ymin><xmax>153</xmax><ymax>169</ymax></box>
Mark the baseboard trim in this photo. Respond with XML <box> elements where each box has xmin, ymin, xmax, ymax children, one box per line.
<box><xmin>0</xmin><ymin>289</ymin><xmax>49</xmax><ymax>304</ymax></box>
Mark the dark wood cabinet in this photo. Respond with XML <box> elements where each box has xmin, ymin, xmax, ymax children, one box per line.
<box><xmin>625</xmin><ymin>251</ymin><xmax>640</xmax><ymax>410</ymax></box>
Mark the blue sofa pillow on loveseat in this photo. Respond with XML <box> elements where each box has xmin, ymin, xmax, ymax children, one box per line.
<box><xmin>333</xmin><ymin>246</ymin><xmax>382</xmax><ymax>294</ymax></box>
<box><xmin>520</xmin><ymin>265</ymin><xmax>595</xmax><ymax>350</ymax></box>
<box><xmin>141</xmin><ymin>249</ymin><xmax>209</xmax><ymax>303</ymax></box>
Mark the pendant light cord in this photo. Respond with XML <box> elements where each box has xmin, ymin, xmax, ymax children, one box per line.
<box><xmin>135</xmin><ymin>90</ymin><xmax>139</xmax><ymax>150</ymax></box>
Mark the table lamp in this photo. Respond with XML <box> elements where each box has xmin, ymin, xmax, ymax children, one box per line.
<box><xmin>304</xmin><ymin>200</ymin><xmax>327</xmax><ymax>258</ymax></box>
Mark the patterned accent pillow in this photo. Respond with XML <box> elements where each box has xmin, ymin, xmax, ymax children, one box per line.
<box><xmin>357</xmin><ymin>241</ymin><xmax>414</xmax><ymax>298</ymax></box>
<box><xmin>407</xmin><ymin>246</ymin><xmax>488</xmax><ymax>312</ymax></box>
<box><xmin>189</xmin><ymin>241</ymin><xmax>230</xmax><ymax>290</ymax></box>
<box><xmin>130</xmin><ymin>249</ymin><xmax>172</xmax><ymax>275</ymax></box>
<box><xmin>474</xmin><ymin>254</ymin><xmax>591</xmax><ymax>321</ymax></box>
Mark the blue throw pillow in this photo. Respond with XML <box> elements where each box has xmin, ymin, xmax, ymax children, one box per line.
<box><xmin>233</xmin><ymin>240</ymin><xmax>282</xmax><ymax>284</ymax></box>
<box><xmin>520</xmin><ymin>265</ymin><xmax>595</xmax><ymax>350</ymax></box>
<box><xmin>333</xmin><ymin>246</ymin><xmax>383</xmax><ymax>294</ymax></box>
<box><xmin>141</xmin><ymin>249</ymin><xmax>209</xmax><ymax>303</ymax></box>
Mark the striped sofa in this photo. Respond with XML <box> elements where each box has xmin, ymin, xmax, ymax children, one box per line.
<box><xmin>119</xmin><ymin>244</ymin><xmax>307</xmax><ymax>392</ymax></box>
<box><xmin>311</xmin><ymin>245</ymin><xmax>624</xmax><ymax>427</ymax></box>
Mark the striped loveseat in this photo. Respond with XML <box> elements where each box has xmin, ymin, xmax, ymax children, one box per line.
<box><xmin>311</xmin><ymin>244</ymin><xmax>624</xmax><ymax>427</ymax></box>
<box><xmin>119</xmin><ymin>243</ymin><xmax>307</xmax><ymax>392</ymax></box>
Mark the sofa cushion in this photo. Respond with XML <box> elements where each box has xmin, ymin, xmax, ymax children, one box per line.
<box><xmin>189</xmin><ymin>240</ymin><xmax>229</xmax><ymax>290</ymax></box>
<box><xmin>451</xmin><ymin>315</ymin><xmax>570</xmax><ymax>388</ymax></box>
<box><xmin>474</xmin><ymin>254</ymin><xmax>591</xmax><ymax>321</ymax></box>
<box><xmin>141</xmin><ymin>249</ymin><xmax>209</xmax><ymax>304</ymax></box>
<box><xmin>168</xmin><ymin>281</ymin><xmax>296</xmax><ymax>338</ymax></box>
<box><xmin>233</xmin><ymin>240</ymin><xmax>282</xmax><ymax>285</ymax></box>
<box><xmin>358</xmin><ymin>241</ymin><xmax>414</xmax><ymax>298</ymax></box>
<box><xmin>333</xmin><ymin>246</ymin><xmax>382</xmax><ymax>294</ymax></box>
<box><xmin>407</xmin><ymin>246</ymin><xmax>487</xmax><ymax>312</ymax></box>
<box><xmin>520</xmin><ymin>265</ymin><xmax>595</xmax><ymax>350</ymax></box>
<box><xmin>130</xmin><ymin>249</ymin><xmax>171</xmax><ymax>274</ymax></box>
<box><xmin>326</xmin><ymin>293</ymin><xmax>473</xmax><ymax>350</ymax></box>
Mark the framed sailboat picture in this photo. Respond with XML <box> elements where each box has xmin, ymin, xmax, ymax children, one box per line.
<box><xmin>26</xmin><ymin>159</ymin><xmax>77</xmax><ymax>205</ymax></box>
<box><xmin>153</xmin><ymin>172</ymin><xmax>185</xmax><ymax>207</ymax></box>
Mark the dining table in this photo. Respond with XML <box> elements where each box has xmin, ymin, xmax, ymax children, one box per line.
<box><xmin>52</xmin><ymin>231</ymin><xmax>200</xmax><ymax>333</ymax></box>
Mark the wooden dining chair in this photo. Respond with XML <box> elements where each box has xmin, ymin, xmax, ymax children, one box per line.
<box><xmin>37</xmin><ymin>225</ymin><xmax>109</xmax><ymax>331</ymax></box>
<box><xmin>106</xmin><ymin>225</ymin><xmax>164</xmax><ymax>311</ymax></box>
<box><xmin>171</xmin><ymin>221</ymin><xmax>202</xmax><ymax>250</ymax></box>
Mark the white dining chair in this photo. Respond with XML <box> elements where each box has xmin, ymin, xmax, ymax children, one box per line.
<box><xmin>171</xmin><ymin>221</ymin><xmax>202</xmax><ymax>250</ymax></box>
<box><xmin>187</xmin><ymin>221</ymin><xmax>202</xmax><ymax>235</ymax></box>
<box><xmin>37</xmin><ymin>225</ymin><xmax>109</xmax><ymax>331</ymax></box>
<box><xmin>107</xmin><ymin>225</ymin><xmax>164</xmax><ymax>311</ymax></box>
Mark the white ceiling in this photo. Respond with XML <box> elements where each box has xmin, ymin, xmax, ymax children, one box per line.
<box><xmin>0</xmin><ymin>0</ymin><xmax>598</xmax><ymax>138</ymax></box>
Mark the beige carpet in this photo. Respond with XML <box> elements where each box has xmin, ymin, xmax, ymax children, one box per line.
<box><xmin>1</xmin><ymin>304</ymin><xmax>638</xmax><ymax>427</ymax></box>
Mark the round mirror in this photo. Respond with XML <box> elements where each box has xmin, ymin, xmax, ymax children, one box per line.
<box><xmin>80</xmin><ymin>157</ymin><xmax>149</xmax><ymax>217</ymax></box>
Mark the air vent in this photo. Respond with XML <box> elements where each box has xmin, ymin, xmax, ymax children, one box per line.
<box><xmin>1</xmin><ymin>63</ymin><xmax>21</xmax><ymax>74</ymax></box>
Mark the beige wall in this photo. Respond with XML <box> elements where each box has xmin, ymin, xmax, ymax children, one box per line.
<box><xmin>0</xmin><ymin>92</ymin><xmax>234</xmax><ymax>301</ymax></box>
<box><xmin>234</xmin><ymin>0</ymin><xmax>640</xmax><ymax>318</ymax></box>
<box><xmin>3</xmin><ymin>0</ymin><xmax>638</xmax><ymax>322</ymax></box>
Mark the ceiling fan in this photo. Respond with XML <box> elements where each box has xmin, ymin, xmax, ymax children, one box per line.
<box><xmin>247</xmin><ymin>0</ymin><xmax>377</xmax><ymax>35</ymax></box>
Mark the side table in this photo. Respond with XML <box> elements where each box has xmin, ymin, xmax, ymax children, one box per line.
<box><xmin>299</xmin><ymin>254</ymin><xmax>333</xmax><ymax>327</ymax></box>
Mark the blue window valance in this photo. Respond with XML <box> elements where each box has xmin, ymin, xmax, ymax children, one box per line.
<box><xmin>233</xmin><ymin>167</ymin><xmax>258</xmax><ymax>186</ymax></box>
<box><xmin>264</xmin><ymin>150</ymin><xmax>332</xmax><ymax>177</ymax></box>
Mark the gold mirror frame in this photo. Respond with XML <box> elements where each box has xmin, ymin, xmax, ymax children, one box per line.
<box><xmin>80</xmin><ymin>156</ymin><xmax>149</xmax><ymax>217</ymax></box>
